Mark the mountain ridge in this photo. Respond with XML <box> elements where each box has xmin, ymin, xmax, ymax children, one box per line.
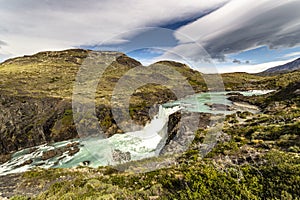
<box><xmin>258</xmin><ymin>57</ymin><xmax>300</xmax><ymax>76</ymax></box>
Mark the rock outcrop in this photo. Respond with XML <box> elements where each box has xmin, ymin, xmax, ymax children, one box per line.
<box><xmin>0</xmin><ymin>94</ymin><xmax>76</xmax><ymax>154</ymax></box>
<box><xmin>0</xmin><ymin>49</ymin><xmax>204</xmax><ymax>156</ymax></box>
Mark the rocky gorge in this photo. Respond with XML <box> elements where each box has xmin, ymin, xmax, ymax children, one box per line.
<box><xmin>0</xmin><ymin>49</ymin><xmax>298</xmax><ymax>161</ymax></box>
<box><xmin>0</xmin><ymin>49</ymin><xmax>208</xmax><ymax>163</ymax></box>
<box><xmin>0</xmin><ymin>49</ymin><xmax>299</xmax><ymax>199</ymax></box>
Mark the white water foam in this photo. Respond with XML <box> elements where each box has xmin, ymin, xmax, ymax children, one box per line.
<box><xmin>0</xmin><ymin>90</ymin><xmax>274</xmax><ymax>175</ymax></box>
<box><xmin>0</xmin><ymin>105</ymin><xmax>182</xmax><ymax>175</ymax></box>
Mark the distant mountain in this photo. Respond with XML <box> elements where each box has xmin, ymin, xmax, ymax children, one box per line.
<box><xmin>258</xmin><ymin>58</ymin><xmax>300</xmax><ymax>76</ymax></box>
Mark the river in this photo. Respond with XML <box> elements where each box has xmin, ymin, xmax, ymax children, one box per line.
<box><xmin>0</xmin><ymin>90</ymin><xmax>273</xmax><ymax>175</ymax></box>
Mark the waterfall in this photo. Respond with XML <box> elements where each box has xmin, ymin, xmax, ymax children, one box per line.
<box><xmin>109</xmin><ymin>104</ymin><xmax>182</xmax><ymax>162</ymax></box>
<box><xmin>0</xmin><ymin>105</ymin><xmax>182</xmax><ymax>175</ymax></box>
<box><xmin>0</xmin><ymin>90</ymin><xmax>273</xmax><ymax>175</ymax></box>
<box><xmin>126</xmin><ymin>105</ymin><xmax>182</xmax><ymax>156</ymax></box>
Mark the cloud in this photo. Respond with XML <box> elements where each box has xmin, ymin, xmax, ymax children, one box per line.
<box><xmin>284</xmin><ymin>51</ymin><xmax>300</xmax><ymax>58</ymax></box>
<box><xmin>0</xmin><ymin>40</ymin><xmax>7</xmax><ymax>46</ymax></box>
<box><xmin>232</xmin><ymin>59</ymin><xmax>241</xmax><ymax>64</ymax></box>
<box><xmin>169</xmin><ymin>0</ymin><xmax>300</xmax><ymax>61</ymax></box>
<box><xmin>232</xmin><ymin>59</ymin><xmax>250</xmax><ymax>64</ymax></box>
<box><xmin>0</xmin><ymin>40</ymin><xmax>12</xmax><ymax>62</ymax></box>
<box><xmin>214</xmin><ymin>58</ymin><xmax>296</xmax><ymax>74</ymax></box>
<box><xmin>0</xmin><ymin>0</ymin><xmax>227</xmax><ymax>58</ymax></box>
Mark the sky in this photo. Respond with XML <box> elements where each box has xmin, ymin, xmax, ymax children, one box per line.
<box><xmin>0</xmin><ymin>0</ymin><xmax>300</xmax><ymax>73</ymax></box>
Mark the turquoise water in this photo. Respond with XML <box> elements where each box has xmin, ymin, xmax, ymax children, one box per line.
<box><xmin>165</xmin><ymin>92</ymin><xmax>231</xmax><ymax>114</ymax></box>
<box><xmin>0</xmin><ymin>90</ymin><xmax>274</xmax><ymax>175</ymax></box>
<box><xmin>164</xmin><ymin>90</ymin><xmax>274</xmax><ymax>114</ymax></box>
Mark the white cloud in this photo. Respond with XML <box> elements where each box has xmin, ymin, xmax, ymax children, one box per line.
<box><xmin>0</xmin><ymin>0</ymin><xmax>227</xmax><ymax>60</ymax></box>
<box><xmin>138</xmin><ymin>54</ymin><xmax>296</xmax><ymax>74</ymax></box>
<box><xmin>283</xmin><ymin>51</ymin><xmax>300</xmax><ymax>58</ymax></box>
<box><xmin>2</xmin><ymin>0</ymin><xmax>299</xmax><ymax>74</ymax></box>
<box><xmin>168</xmin><ymin>0</ymin><xmax>300</xmax><ymax>61</ymax></box>
<box><xmin>214</xmin><ymin>59</ymin><xmax>296</xmax><ymax>74</ymax></box>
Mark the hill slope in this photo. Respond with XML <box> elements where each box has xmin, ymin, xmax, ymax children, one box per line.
<box><xmin>258</xmin><ymin>57</ymin><xmax>300</xmax><ymax>76</ymax></box>
<box><xmin>0</xmin><ymin>49</ymin><xmax>299</xmax><ymax>160</ymax></box>
<box><xmin>0</xmin><ymin>50</ymin><xmax>300</xmax><ymax>199</ymax></box>
<box><xmin>0</xmin><ymin>49</ymin><xmax>206</xmax><ymax>157</ymax></box>
<box><xmin>4</xmin><ymin>79</ymin><xmax>300</xmax><ymax>199</ymax></box>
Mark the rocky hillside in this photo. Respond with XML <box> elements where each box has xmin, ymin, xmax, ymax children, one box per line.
<box><xmin>221</xmin><ymin>70</ymin><xmax>300</xmax><ymax>90</ymax></box>
<box><xmin>2</xmin><ymin>79</ymin><xmax>299</xmax><ymax>199</ymax></box>
<box><xmin>0</xmin><ymin>50</ymin><xmax>299</xmax><ymax>199</ymax></box>
<box><xmin>0</xmin><ymin>49</ymin><xmax>206</xmax><ymax>157</ymax></box>
<box><xmin>258</xmin><ymin>57</ymin><xmax>300</xmax><ymax>76</ymax></box>
<box><xmin>0</xmin><ymin>48</ymin><xmax>299</xmax><ymax>161</ymax></box>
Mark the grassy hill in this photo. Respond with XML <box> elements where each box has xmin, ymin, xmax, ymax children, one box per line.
<box><xmin>0</xmin><ymin>49</ymin><xmax>300</xmax><ymax>199</ymax></box>
<box><xmin>0</xmin><ymin>49</ymin><xmax>207</xmax><ymax>156</ymax></box>
<box><xmin>221</xmin><ymin>70</ymin><xmax>300</xmax><ymax>90</ymax></box>
<box><xmin>6</xmin><ymin>80</ymin><xmax>300</xmax><ymax>199</ymax></box>
<box><xmin>0</xmin><ymin>49</ymin><xmax>299</xmax><ymax>157</ymax></box>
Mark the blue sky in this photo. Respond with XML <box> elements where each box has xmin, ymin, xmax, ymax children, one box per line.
<box><xmin>215</xmin><ymin>46</ymin><xmax>300</xmax><ymax>73</ymax></box>
<box><xmin>226</xmin><ymin>46</ymin><xmax>300</xmax><ymax>64</ymax></box>
<box><xmin>0</xmin><ymin>0</ymin><xmax>300</xmax><ymax>73</ymax></box>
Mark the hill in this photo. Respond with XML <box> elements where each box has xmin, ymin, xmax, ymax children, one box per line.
<box><xmin>221</xmin><ymin>70</ymin><xmax>300</xmax><ymax>90</ymax></box>
<box><xmin>1</xmin><ymin>49</ymin><xmax>300</xmax><ymax>158</ymax></box>
<box><xmin>0</xmin><ymin>49</ymin><xmax>206</xmax><ymax>157</ymax></box>
<box><xmin>0</xmin><ymin>49</ymin><xmax>300</xmax><ymax>199</ymax></box>
<box><xmin>4</xmin><ymin>78</ymin><xmax>300</xmax><ymax>200</ymax></box>
<box><xmin>257</xmin><ymin>57</ymin><xmax>300</xmax><ymax>76</ymax></box>
<box><xmin>0</xmin><ymin>49</ymin><xmax>300</xmax><ymax>157</ymax></box>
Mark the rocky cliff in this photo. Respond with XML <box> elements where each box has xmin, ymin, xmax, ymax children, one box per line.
<box><xmin>2</xmin><ymin>48</ymin><xmax>298</xmax><ymax>159</ymax></box>
<box><xmin>0</xmin><ymin>49</ymin><xmax>206</xmax><ymax>157</ymax></box>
